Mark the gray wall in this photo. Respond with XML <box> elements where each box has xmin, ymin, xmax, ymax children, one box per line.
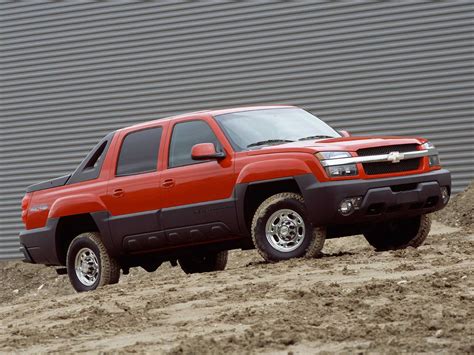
<box><xmin>1</xmin><ymin>2</ymin><xmax>473</xmax><ymax>259</ymax></box>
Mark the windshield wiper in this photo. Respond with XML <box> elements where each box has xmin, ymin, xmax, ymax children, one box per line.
<box><xmin>298</xmin><ymin>135</ymin><xmax>334</xmax><ymax>141</ymax></box>
<box><xmin>247</xmin><ymin>139</ymin><xmax>295</xmax><ymax>148</ymax></box>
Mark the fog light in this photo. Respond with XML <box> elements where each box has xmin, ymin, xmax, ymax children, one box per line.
<box><xmin>339</xmin><ymin>200</ymin><xmax>353</xmax><ymax>215</ymax></box>
<box><xmin>339</xmin><ymin>196</ymin><xmax>363</xmax><ymax>216</ymax></box>
<box><xmin>440</xmin><ymin>186</ymin><xmax>450</xmax><ymax>204</ymax></box>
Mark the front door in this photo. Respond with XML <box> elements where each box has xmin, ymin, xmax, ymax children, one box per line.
<box><xmin>160</xmin><ymin>117</ymin><xmax>238</xmax><ymax>239</ymax></box>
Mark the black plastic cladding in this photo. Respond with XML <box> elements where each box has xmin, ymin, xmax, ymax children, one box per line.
<box><xmin>67</xmin><ymin>132</ymin><xmax>115</xmax><ymax>185</ymax></box>
<box><xmin>26</xmin><ymin>174</ymin><xmax>72</xmax><ymax>193</ymax></box>
<box><xmin>296</xmin><ymin>169</ymin><xmax>451</xmax><ymax>226</ymax></box>
<box><xmin>20</xmin><ymin>170</ymin><xmax>451</xmax><ymax>265</ymax></box>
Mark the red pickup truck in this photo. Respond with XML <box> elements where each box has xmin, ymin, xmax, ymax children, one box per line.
<box><xmin>20</xmin><ymin>106</ymin><xmax>451</xmax><ymax>292</ymax></box>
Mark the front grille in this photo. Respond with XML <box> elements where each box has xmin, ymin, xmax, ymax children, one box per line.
<box><xmin>358</xmin><ymin>144</ymin><xmax>421</xmax><ymax>175</ymax></box>
<box><xmin>363</xmin><ymin>158</ymin><xmax>421</xmax><ymax>175</ymax></box>
<box><xmin>357</xmin><ymin>144</ymin><xmax>419</xmax><ymax>156</ymax></box>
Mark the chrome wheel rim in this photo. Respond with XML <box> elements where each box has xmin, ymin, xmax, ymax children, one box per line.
<box><xmin>265</xmin><ymin>209</ymin><xmax>306</xmax><ymax>252</ymax></box>
<box><xmin>74</xmin><ymin>248</ymin><xmax>99</xmax><ymax>286</ymax></box>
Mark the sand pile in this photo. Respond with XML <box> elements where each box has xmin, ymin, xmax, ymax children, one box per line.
<box><xmin>435</xmin><ymin>182</ymin><xmax>474</xmax><ymax>229</ymax></box>
<box><xmin>0</xmin><ymin>261</ymin><xmax>74</xmax><ymax>304</ymax></box>
<box><xmin>1</xmin><ymin>230</ymin><xmax>473</xmax><ymax>354</ymax></box>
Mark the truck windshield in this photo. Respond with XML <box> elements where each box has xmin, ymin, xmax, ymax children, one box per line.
<box><xmin>214</xmin><ymin>107</ymin><xmax>340</xmax><ymax>151</ymax></box>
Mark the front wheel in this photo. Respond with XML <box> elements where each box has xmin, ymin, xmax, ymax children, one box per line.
<box><xmin>66</xmin><ymin>232</ymin><xmax>120</xmax><ymax>292</ymax></box>
<box><xmin>363</xmin><ymin>214</ymin><xmax>431</xmax><ymax>251</ymax></box>
<box><xmin>178</xmin><ymin>250</ymin><xmax>228</xmax><ymax>274</ymax></box>
<box><xmin>251</xmin><ymin>192</ymin><xmax>326</xmax><ymax>262</ymax></box>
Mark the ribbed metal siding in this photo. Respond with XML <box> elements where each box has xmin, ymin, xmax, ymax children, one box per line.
<box><xmin>1</xmin><ymin>2</ymin><xmax>473</xmax><ymax>260</ymax></box>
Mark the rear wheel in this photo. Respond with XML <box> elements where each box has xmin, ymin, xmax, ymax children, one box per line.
<box><xmin>251</xmin><ymin>192</ymin><xmax>326</xmax><ymax>262</ymax></box>
<box><xmin>178</xmin><ymin>250</ymin><xmax>228</xmax><ymax>274</ymax></box>
<box><xmin>66</xmin><ymin>232</ymin><xmax>120</xmax><ymax>292</ymax></box>
<box><xmin>363</xmin><ymin>214</ymin><xmax>431</xmax><ymax>251</ymax></box>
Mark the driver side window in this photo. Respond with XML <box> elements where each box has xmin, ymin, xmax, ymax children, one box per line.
<box><xmin>168</xmin><ymin>120</ymin><xmax>221</xmax><ymax>168</ymax></box>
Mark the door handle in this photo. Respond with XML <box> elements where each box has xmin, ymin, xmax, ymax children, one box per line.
<box><xmin>162</xmin><ymin>178</ymin><xmax>175</xmax><ymax>188</ymax></box>
<box><xmin>112</xmin><ymin>188</ymin><xmax>125</xmax><ymax>198</ymax></box>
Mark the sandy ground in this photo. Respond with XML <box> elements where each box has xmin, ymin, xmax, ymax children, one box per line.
<box><xmin>0</xmin><ymin>218</ymin><xmax>472</xmax><ymax>354</ymax></box>
<box><xmin>1</xmin><ymin>185</ymin><xmax>473</xmax><ymax>354</ymax></box>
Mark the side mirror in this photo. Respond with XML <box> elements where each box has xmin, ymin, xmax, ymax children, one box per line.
<box><xmin>191</xmin><ymin>143</ymin><xmax>226</xmax><ymax>160</ymax></box>
<box><xmin>339</xmin><ymin>130</ymin><xmax>351</xmax><ymax>137</ymax></box>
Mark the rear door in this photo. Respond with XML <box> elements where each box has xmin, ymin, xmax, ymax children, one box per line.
<box><xmin>103</xmin><ymin>124</ymin><xmax>167</xmax><ymax>249</ymax></box>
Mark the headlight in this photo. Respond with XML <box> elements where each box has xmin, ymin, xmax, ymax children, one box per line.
<box><xmin>316</xmin><ymin>151</ymin><xmax>358</xmax><ymax>177</ymax></box>
<box><xmin>421</xmin><ymin>141</ymin><xmax>435</xmax><ymax>150</ymax></box>
<box><xmin>326</xmin><ymin>164</ymin><xmax>358</xmax><ymax>177</ymax></box>
<box><xmin>420</xmin><ymin>141</ymin><xmax>440</xmax><ymax>167</ymax></box>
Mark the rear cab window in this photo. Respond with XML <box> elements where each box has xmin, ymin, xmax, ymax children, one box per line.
<box><xmin>116</xmin><ymin>126</ymin><xmax>163</xmax><ymax>176</ymax></box>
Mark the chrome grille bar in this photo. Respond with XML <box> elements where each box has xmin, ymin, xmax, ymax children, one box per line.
<box><xmin>320</xmin><ymin>149</ymin><xmax>438</xmax><ymax>167</ymax></box>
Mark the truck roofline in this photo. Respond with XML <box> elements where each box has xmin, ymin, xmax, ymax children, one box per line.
<box><xmin>123</xmin><ymin>105</ymin><xmax>296</xmax><ymax>131</ymax></box>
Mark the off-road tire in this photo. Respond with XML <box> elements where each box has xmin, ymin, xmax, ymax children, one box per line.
<box><xmin>66</xmin><ymin>232</ymin><xmax>120</xmax><ymax>292</ymax></box>
<box><xmin>251</xmin><ymin>192</ymin><xmax>326</xmax><ymax>262</ymax></box>
<box><xmin>178</xmin><ymin>250</ymin><xmax>228</xmax><ymax>274</ymax></box>
<box><xmin>363</xmin><ymin>214</ymin><xmax>431</xmax><ymax>251</ymax></box>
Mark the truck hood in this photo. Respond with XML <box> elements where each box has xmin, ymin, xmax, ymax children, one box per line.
<box><xmin>247</xmin><ymin>136</ymin><xmax>425</xmax><ymax>155</ymax></box>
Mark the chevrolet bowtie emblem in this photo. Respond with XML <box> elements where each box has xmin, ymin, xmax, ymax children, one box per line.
<box><xmin>387</xmin><ymin>151</ymin><xmax>404</xmax><ymax>163</ymax></box>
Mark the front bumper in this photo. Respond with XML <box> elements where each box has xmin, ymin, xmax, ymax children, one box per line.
<box><xmin>19</xmin><ymin>244</ymin><xmax>34</xmax><ymax>263</ymax></box>
<box><xmin>296</xmin><ymin>169</ymin><xmax>451</xmax><ymax>226</ymax></box>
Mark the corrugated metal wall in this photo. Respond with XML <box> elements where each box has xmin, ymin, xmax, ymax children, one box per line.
<box><xmin>1</xmin><ymin>2</ymin><xmax>473</xmax><ymax>259</ymax></box>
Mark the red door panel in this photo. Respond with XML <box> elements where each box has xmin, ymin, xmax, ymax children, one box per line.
<box><xmin>104</xmin><ymin>171</ymin><xmax>162</xmax><ymax>216</ymax></box>
<box><xmin>160</xmin><ymin>116</ymin><xmax>236</xmax><ymax>209</ymax></box>
<box><xmin>103</xmin><ymin>124</ymin><xmax>168</xmax><ymax>216</ymax></box>
<box><xmin>160</xmin><ymin>159</ymin><xmax>234</xmax><ymax>208</ymax></box>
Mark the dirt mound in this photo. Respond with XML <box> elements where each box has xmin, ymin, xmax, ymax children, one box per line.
<box><xmin>0</xmin><ymin>261</ymin><xmax>74</xmax><ymax>304</ymax></box>
<box><xmin>1</xmin><ymin>224</ymin><xmax>473</xmax><ymax>354</ymax></box>
<box><xmin>435</xmin><ymin>182</ymin><xmax>474</xmax><ymax>229</ymax></box>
